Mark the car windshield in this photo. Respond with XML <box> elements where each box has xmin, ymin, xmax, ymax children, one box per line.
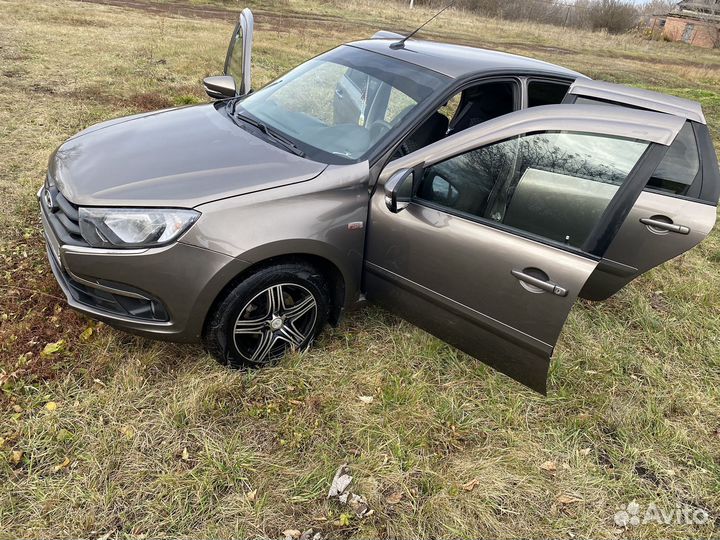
<box><xmin>234</xmin><ymin>45</ymin><xmax>449</xmax><ymax>164</ymax></box>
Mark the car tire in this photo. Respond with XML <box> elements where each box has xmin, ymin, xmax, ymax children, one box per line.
<box><xmin>204</xmin><ymin>263</ymin><xmax>330</xmax><ymax>368</ymax></box>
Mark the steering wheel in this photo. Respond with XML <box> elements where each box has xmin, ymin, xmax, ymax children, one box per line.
<box><xmin>367</xmin><ymin>120</ymin><xmax>393</xmax><ymax>140</ymax></box>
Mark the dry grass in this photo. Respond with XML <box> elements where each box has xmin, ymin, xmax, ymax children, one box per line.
<box><xmin>1</xmin><ymin>0</ymin><xmax>719</xmax><ymax>538</ymax></box>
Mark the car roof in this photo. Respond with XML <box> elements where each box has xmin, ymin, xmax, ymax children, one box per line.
<box><xmin>348</xmin><ymin>38</ymin><xmax>586</xmax><ymax>80</ymax></box>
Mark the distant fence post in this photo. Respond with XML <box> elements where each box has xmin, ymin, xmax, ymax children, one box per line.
<box><xmin>409</xmin><ymin>0</ymin><xmax>414</xmax><ymax>8</ymax></box>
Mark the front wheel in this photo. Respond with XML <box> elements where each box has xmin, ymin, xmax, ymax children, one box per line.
<box><xmin>204</xmin><ymin>263</ymin><xmax>330</xmax><ymax>367</ymax></box>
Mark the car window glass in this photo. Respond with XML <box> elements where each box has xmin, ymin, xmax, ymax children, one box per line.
<box><xmin>391</xmin><ymin>81</ymin><xmax>517</xmax><ymax>161</ymax></box>
<box><xmin>346</xmin><ymin>68</ymin><xmax>369</xmax><ymax>91</ymax></box>
<box><xmin>416</xmin><ymin>131</ymin><xmax>649</xmax><ymax>249</ymax></box>
<box><xmin>238</xmin><ymin>46</ymin><xmax>448</xmax><ymax>164</ymax></box>
<box><xmin>449</xmin><ymin>80</ymin><xmax>517</xmax><ymax>134</ymax></box>
<box><xmin>572</xmin><ymin>98</ymin><xmax>701</xmax><ymax>197</ymax></box>
<box><xmin>267</xmin><ymin>62</ymin><xmax>347</xmax><ymax>124</ymax></box>
<box><xmin>438</xmin><ymin>93</ymin><xmax>461</xmax><ymax>122</ymax></box>
<box><xmin>528</xmin><ymin>80</ymin><xmax>570</xmax><ymax>107</ymax></box>
<box><xmin>648</xmin><ymin>122</ymin><xmax>699</xmax><ymax>195</ymax></box>
<box><xmin>385</xmin><ymin>87</ymin><xmax>418</xmax><ymax>124</ymax></box>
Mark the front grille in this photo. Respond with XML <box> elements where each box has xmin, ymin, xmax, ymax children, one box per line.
<box><xmin>42</xmin><ymin>185</ymin><xmax>88</xmax><ymax>247</ymax></box>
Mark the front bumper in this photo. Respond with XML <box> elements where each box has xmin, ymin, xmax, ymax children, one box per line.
<box><xmin>39</xmin><ymin>191</ymin><xmax>244</xmax><ymax>342</ymax></box>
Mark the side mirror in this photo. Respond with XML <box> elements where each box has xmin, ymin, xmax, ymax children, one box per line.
<box><xmin>203</xmin><ymin>75</ymin><xmax>237</xmax><ymax>100</ymax></box>
<box><xmin>384</xmin><ymin>169</ymin><xmax>414</xmax><ymax>213</ymax></box>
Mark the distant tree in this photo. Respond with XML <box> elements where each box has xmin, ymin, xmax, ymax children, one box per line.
<box><xmin>576</xmin><ymin>0</ymin><xmax>640</xmax><ymax>33</ymax></box>
<box><xmin>415</xmin><ymin>0</ymin><xmax>641</xmax><ymax>34</ymax></box>
<box><xmin>638</xmin><ymin>0</ymin><xmax>675</xmax><ymax>16</ymax></box>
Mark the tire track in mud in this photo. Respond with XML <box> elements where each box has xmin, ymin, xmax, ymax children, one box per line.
<box><xmin>75</xmin><ymin>0</ymin><xmax>377</xmax><ymax>32</ymax></box>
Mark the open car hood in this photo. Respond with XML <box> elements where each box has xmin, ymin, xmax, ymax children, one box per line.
<box><xmin>50</xmin><ymin>102</ymin><xmax>327</xmax><ymax>207</ymax></box>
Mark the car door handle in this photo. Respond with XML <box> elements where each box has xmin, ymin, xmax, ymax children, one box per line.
<box><xmin>335</xmin><ymin>88</ymin><xmax>344</xmax><ymax>98</ymax></box>
<box><xmin>640</xmin><ymin>217</ymin><xmax>690</xmax><ymax>235</ymax></box>
<box><xmin>511</xmin><ymin>269</ymin><xmax>568</xmax><ymax>297</ymax></box>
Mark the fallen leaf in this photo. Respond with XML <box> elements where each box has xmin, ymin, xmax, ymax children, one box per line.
<box><xmin>579</xmin><ymin>447</ymin><xmax>591</xmax><ymax>456</ymax></box>
<box><xmin>45</xmin><ymin>401</ymin><xmax>58</xmax><ymax>412</ymax></box>
<box><xmin>245</xmin><ymin>488</ymin><xmax>257</xmax><ymax>502</ymax></box>
<box><xmin>462</xmin><ymin>478</ymin><xmax>481</xmax><ymax>491</ymax></box>
<box><xmin>557</xmin><ymin>494</ymin><xmax>583</xmax><ymax>505</ymax></box>
<box><xmin>577</xmin><ymin>413</ymin><xmax>592</xmax><ymax>421</ymax></box>
<box><xmin>282</xmin><ymin>530</ymin><xmax>301</xmax><ymax>539</ymax></box>
<box><xmin>337</xmin><ymin>513</ymin><xmax>351</xmax><ymax>527</ymax></box>
<box><xmin>10</xmin><ymin>450</ymin><xmax>23</xmax><ymax>465</ymax></box>
<box><xmin>41</xmin><ymin>339</ymin><xmax>65</xmax><ymax>357</ymax></box>
<box><xmin>299</xmin><ymin>529</ymin><xmax>316</xmax><ymax>540</ymax></box>
<box><xmin>53</xmin><ymin>456</ymin><xmax>71</xmax><ymax>472</ymax></box>
<box><xmin>80</xmin><ymin>327</ymin><xmax>93</xmax><ymax>341</ymax></box>
<box><xmin>386</xmin><ymin>491</ymin><xmax>403</xmax><ymax>504</ymax></box>
<box><xmin>540</xmin><ymin>460</ymin><xmax>557</xmax><ymax>473</ymax></box>
<box><xmin>120</xmin><ymin>425</ymin><xmax>135</xmax><ymax>440</ymax></box>
<box><xmin>56</xmin><ymin>428</ymin><xmax>72</xmax><ymax>442</ymax></box>
<box><xmin>327</xmin><ymin>464</ymin><xmax>352</xmax><ymax>498</ymax></box>
<box><xmin>12</xmin><ymin>405</ymin><xmax>22</xmax><ymax>413</ymax></box>
<box><xmin>96</xmin><ymin>531</ymin><xmax>114</xmax><ymax>540</ymax></box>
<box><xmin>181</xmin><ymin>447</ymin><xmax>189</xmax><ymax>461</ymax></box>
<box><xmin>0</xmin><ymin>437</ymin><xmax>5</xmax><ymax>448</ymax></box>
<box><xmin>358</xmin><ymin>395</ymin><xmax>374</xmax><ymax>404</ymax></box>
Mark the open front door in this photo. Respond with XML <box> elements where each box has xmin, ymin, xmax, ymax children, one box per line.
<box><xmin>364</xmin><ymin>104</ymin><xmax>685</xmax><ymax>393</ymax></box>
<box><xmin>224</xmin><ymin>8</ymin><xmax>254</xmax><ymax>96</ymax></box>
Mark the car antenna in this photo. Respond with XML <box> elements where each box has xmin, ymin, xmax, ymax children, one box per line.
<box><xmin>390</xmin><ymin>0</ymin><xmax>457</xmax><ymax>50</ymax></box>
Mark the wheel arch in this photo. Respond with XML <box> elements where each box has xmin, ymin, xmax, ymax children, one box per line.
<box><xmin>201</xmin><ymin>247</ymin><xmax>352</xmax><ymax>338</ymax></box>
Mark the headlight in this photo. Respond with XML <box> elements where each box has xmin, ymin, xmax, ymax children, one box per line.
<box><xmin>78</xmin><ymin>207</ymin><xmax>200</xmax><ymax>248</ymax></box>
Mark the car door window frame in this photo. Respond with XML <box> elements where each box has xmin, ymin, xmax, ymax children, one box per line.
<box><xmin>372</xmin><ymin>75</ymin><xmax>522</xmax><ymax>168</ymax></box>
<box><xmin>407</xmin><ymin>133</ymin><xmax>669</xmax><ymax>261</ymax></box>
<box><xmin>563</xmin><ymin>93</ymin><xmax>719</xmax><ymax>206</ymax></box>
<box><xmin>370</xmin><ymin>73</ymin><xmax>576</xmax><ymax>181</ymax></box>
<box><xmin>525</xmin><ymin>77</ymin><xmax>572</xmax><ymax>108</ymax></box>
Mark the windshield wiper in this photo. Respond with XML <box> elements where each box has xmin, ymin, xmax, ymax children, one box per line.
<box><xmin>232</xmin><ymin>110</ymin><xmax>305</xmax><ymax>157</ymax></box>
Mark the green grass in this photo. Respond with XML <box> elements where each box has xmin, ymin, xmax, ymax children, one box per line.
<box><xmin>1</xmin><ymin>0</ymin><xmax>720</xmax><ymax>538</ymax></box>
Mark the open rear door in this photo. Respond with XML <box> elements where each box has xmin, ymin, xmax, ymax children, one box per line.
<box><xmin>565</xmin><ymin>80</ymin><xmax>719</xmax><ymax>299</ymax></box>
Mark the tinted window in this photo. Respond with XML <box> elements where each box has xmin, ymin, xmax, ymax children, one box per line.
<box><xmin>648</xmin><ymin>122</ymin><xmax>699</xmax><ymax>196</ymax></box>
<box><xmin>573</xmin><ymin>98</ymin><xmax>701</xmax><ymax>196</ymax></box>
<box><xmin>528</xmin><ymin>81</ymin><xmax>570</xmax><ymax>108</ymax></box>
<box><xmin>416</xmin><ymin>132</ymin><xmax>649</xmax><ymax>249</ymax></box>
